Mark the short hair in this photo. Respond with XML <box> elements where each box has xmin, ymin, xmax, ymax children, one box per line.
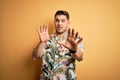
<box><xmin>54</xmin><ymin>10</ymin><xmax>70</xmax><ymax>20</ymax></box>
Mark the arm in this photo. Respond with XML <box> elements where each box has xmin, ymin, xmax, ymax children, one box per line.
<box><xmin>32</xmin><ymin>24</ymin><xmax>50</xmax><ymax>60</ymax></box>
<box><xmin>71</xmin><ymin>49</ymin><xmax>84</xmax><ymax>61</ymax></box>
<box><xmin>32</xmin><ymin>42</ymin><xmax>46</xmax><ymax>60</ymax></box>
<box><xmin>58</xmin><ymin>28</ymin><xmax>84</xmax><ymax>61</ymax></box>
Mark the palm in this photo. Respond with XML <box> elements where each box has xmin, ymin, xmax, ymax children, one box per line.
<box><xmin>37</xmin><ymin>25</ymin><xmax>50</xmax><ymax>42</ymax></box>
<box><xmin>59</xmin><ymin>28</ymin><xmax>83</xmax><ymax>51</ymax></box>
<box><xmin>65</xmin><ymin>36</ymin><xmax>78</xmax><ymax>51</ymax></box>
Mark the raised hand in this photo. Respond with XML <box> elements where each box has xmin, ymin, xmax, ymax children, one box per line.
<box><xmin>58</xmin><ymin>28</ymin><xmax>83</xmax><ymax>51</ymax></box>
<box><xmin>37</xmin><ymin>24</ymin><xmax>50</xmax><ymax>43</ymax></box>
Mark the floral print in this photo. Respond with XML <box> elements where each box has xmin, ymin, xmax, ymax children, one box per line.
<box><xmin>40</xmin><ymin>32</ymin><xmax>84</xmax><ymax>80</ymax></box>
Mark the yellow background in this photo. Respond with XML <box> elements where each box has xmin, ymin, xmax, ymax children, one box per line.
<box><xmin>0</xmin><ymin>0</ymin><xmax>120</xmax><ymax>80</ymax></box>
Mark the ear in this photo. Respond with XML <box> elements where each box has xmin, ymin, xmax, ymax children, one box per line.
<box><xmin>67</xmin><ymin>20</ymin><xmax>70</xmax><ymax>25</ymax></box>
<box><xmin>54</xmin><ymin>20</ymin><xmax>56</xmax><ymax>24</ymax></box>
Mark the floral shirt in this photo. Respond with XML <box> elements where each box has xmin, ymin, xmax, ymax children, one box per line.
<box><xmin>40</xmin><ymin>32</ymin><xmax>84</xmax><ymax>80</ymax></box>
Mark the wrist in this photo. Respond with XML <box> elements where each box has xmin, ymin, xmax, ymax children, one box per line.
<box><xmin>39</xmin><ymin>41</ymin><xmax>46</xmax><ymax>46</ymax></box>
<box><xmin>69</xmin><ymin>49</ymin><xmax>77</xmax><ymax>54</ymax></box>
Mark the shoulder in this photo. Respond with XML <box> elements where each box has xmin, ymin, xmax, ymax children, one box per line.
<box><xmin>50</xmin><ymin>34</ymin><xmax>54</xmax><ymax>38</ymax></box>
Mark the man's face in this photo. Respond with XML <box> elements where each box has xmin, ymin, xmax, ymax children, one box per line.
<box><xmin>54</xmin><ymin>15</ymin><xmax>70</xmax><ymax>34</ymax></box>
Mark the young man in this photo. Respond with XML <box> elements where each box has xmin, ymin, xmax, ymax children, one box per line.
<box><xmin>32</xmin><ymin>10</ymin><xmax>84</xmax><ymax>80</ymax></box>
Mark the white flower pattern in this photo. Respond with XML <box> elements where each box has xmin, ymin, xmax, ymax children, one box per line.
<box><xmin>40</xmin><ymin>33</ymin><xmax>84</xmax><ymax>80</ymax></box>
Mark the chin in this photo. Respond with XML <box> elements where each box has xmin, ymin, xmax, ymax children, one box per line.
<box><xmin>56</xmin><ymin>28</ymin><xmax>67</xmax><ymax>34</ymax></box>
<box><xmin>56</xmin><ymin>31</ymin><xmax>63</xmax><ymax>34</ymax></box>
<box><xmin>56</xmin><ymin>30</ymin><xmax>66</xmax><ymax>34</ymax></box>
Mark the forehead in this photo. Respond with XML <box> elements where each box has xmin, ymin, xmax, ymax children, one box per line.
<box><xmin>55</xmin><ymin>15</ymin><xmax>68</xmax><ymax>20</ymax></box>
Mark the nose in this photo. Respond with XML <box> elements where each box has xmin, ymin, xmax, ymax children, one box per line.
<box><xmin>58</xmin><ymin>21</ymin><xmax>62</xmax><ymax>25</ymax></box>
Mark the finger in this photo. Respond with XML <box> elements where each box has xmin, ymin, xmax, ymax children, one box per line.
<box><xmin>43</xmin><ymin>24</ymin><xmax>46</xmax><ymax>32</ymax></box>
<box><xmin>57</xmin><ymin>41</ymin><xmax>65</xmax><ymax>46</ymax></box>
<box><xmin>61</xmin><ymin>43</ymin><xmax>66</xmax><ymax>48</ymax></box>
<box><xmin>57</xmin><ymin>41</ymin><xmax>69</xmax><ymax>49</ymax></box>
<box><xmin>75</xmin><ymin>32</ymin><xmax>78</xmax><ymax>40</ymax></box>
<box><xmin>37</xmin><ymin>28</ymin><xmax>40</xmax><ymax>34</ymax></box>
<box><xmin>37</xmin><ymin>26</ymin><xmax>41</xmax><ymax>34</ymax></box>
<box><xmin>68</xmin><ymin>28</ymin><xmax>71</xmax><ymax>37</ymax></box>
<box><xmin>40</xmin><ymin>25</ymin><xmax>43</xmax><ymax>32</ymax></box>
<box><xmin>72</xmin><ymin>28</ymin><xmax>75</xmax><ymax>38</ymax></box>
<box><xmin>57</xmin><ymin>41</ymin><xmax>70</xmax><ymax>50</ymax></box>
<box><xmin>68</xmin><ymin>28</ymin><xmax>70</xmax><ymax>37</ymax></box>
<box><xmin>37</xmin><ymin>28</ymin><xmax>41</xmax><ymax>40</ymax></box>
<box><xmin>77</xmin><ymin>37</ymin><xmax>83</xmax><ymax>44</ymax></box>
<box><xmin>45</xmin><ymin>24</ymin><xmax>48</xmax><ymax>32</ymax></box>
<box><xmin>37</xmin><ymin>28</ymin><xmax>42</xmax><ymax>41</ymax></box>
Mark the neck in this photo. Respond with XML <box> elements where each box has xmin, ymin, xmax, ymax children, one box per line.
<box><xmin>56</xmin><ymin>31</ymin><xmax>67</xmax><ymax>38</ymax></box>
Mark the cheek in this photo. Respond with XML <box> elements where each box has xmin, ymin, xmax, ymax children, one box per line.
<box><xmin>65</xmin><ymin>22</ymin><xmax>69</xmax><ymax>26</ymax></box>
<box><xmin>54</xmin><ymin>22</ymin><xmax>58</xmax><ymax>26</ymax></box>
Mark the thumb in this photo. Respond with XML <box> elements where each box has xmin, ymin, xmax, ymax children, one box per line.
<box><xmin>57</xmin><ymin>41</ymin><xmax>65</xmax><ymax>47</ymax></box>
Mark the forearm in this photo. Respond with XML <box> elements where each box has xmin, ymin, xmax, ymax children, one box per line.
<box><xmin>32</xmin><ymin>42</ymin><xmax>46</xmax><ymax>60</ymax></box>
<box><xmin>71</xmin><ymin>49</ymin><xmax>84</xmax><ymax>61</ymax></box>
